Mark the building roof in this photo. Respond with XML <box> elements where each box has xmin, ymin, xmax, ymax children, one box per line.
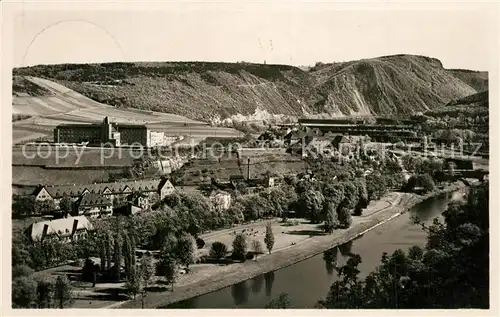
<box><xmin>41</xmin><ymin>178</ymin><xmax>172</xmax><ymax>198</ymax></box>
<box><xmin>78</xmin><ymin>193</ymin><xmax>112</xmax><ymax>207</ymax></box>
<box><xmin>56</xmin><ymin>123</ymin><xmax>101</xmax><ymax>128</ymax></box>
<box><xmin>209</xmin><ymin>190</ymin><xmax>231</xmax><ymax>197</ymax></box>
<box><xmin>27</xmin><ymin>215</ymin><xmax>93</xmax><ymax>241</ymax></box>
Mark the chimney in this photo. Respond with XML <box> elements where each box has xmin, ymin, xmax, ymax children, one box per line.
<box><xmin>41</xmin><ymin>224</ymin><xmax>49</xmax><ymax>242</ymax></box>
<box><xmin>71</xmin><ymin>219</ymin><xmax>79</xmax><ymax>237</ymax></box>
<box><xmin>247</xmin><ymin>158</ymin><xmax>251</xmax><ymax>180</ymax></box>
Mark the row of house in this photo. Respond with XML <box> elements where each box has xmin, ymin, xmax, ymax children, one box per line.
<box><xmin>32</xmin><ymin>177</ymin><xmax>176</xmax><ymax>218</ymax></box>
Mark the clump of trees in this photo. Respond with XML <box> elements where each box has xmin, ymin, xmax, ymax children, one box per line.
<box><xmin>12</xmin><ymin>274</ymin><xmax>73</xmax><ymax>309</ymax></box>
<box><xmin>317</xmin><ymin>182</ymin><xmax>489</xmax><ymax>308</ymax></box>
<box><xmin>265</xmin><ymin>292</ymin><xmax>292</xmax><ymax>308</ymax></box>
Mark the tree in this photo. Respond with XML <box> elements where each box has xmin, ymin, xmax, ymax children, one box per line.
<box><xmin>232</xmin><ymin>233</ymin><xmax>247</xmax><ymax>261</ymax></box>
<box><xmin>12</xmin><ymin>264</ymin><xmax>34</xmax><ymax>279</ymax></box>
<box><xmin>139</xmin><ymin>253</ymin><xmax>154</xmax><ymax>289</ymax></box>
<box><xmin>318</xmin><ymin>182</ymin><xmax>489</xmax><ymax>309</ymax></box>
<box><xmin>341</xmin><ymin>181</ymin><xmax>359</xmax><ymax>211</ymax></box>
<box><xmin>105</xmin><ymin>232</ymin><xmax>113</xmax><ymax>271</ymax></box>
<box><xmin>98</xmin><ymin>236</ymin><xmax>107</xmax><ymax>272</ymax></box>
<box><xmin>156</xmin><ymin>255</ymin><xmax>178</xmax><ymax>291</ymax></box>
<box><xmin>419</xmin><ymin>173</ymin><xmax>436</xmax><ymax>193</ymax></box>
<box><xmin>124</xmin><ymin>266</ymin><xmax>141</xmax><ymax>300</ymax></box>
<box><xmin>176</xmin><ymin>233</ymin><xmax>196</xmax><ymax>271</ymax></box>
<box><xmin>210</xmin><ymin>241</ymin><xmax>228</xmax><ymax>261</ymax></box>
<box><xmin>54</xmin><ymin>275</ymin><xmax>73</xmax><ymax>309</ymax></box>
<box><xmin>36</xmin><ymin>277</ymin><xmax>54</xmax><ymax>308</ymax></box>
<box><xmin>252</xmin><ymin>240</ymin><xmax>263</xmax><ymax>259</ymax></box>
<box><xmin>300</xmin><ymin>190</ymin><xmax>324</xmax><ymax>223</ymax></box>
<box><xmin>34</xmin><ymin>199</ymin><xmax>56</xmax><ymax>216</ymax></box>
<box><xmin>59</xmin><ymin>195</ymin><xmax>73</xmax><ymax>217</ymax></box>
<box><xmin>337</xmin><ymin>202</ymin><xmax>352</xmax><ymax>229</ymax></box>
<box><xmin>366</xmin><ymin>173</ymin><xmax>387</xmax><ymax>201</ymax></box>
<box><xmin>113</xmin><ymin>237</ymin><xmax>122</xmax><ymax>281</ymax></box>
<box><xmin>317</xmin><ymin>254</ymin><xmax>363</xmax><ymax>309</ymax></box>
<box><xmin>162</xmin><ymin>233</ymin><xmax>178</xmax><ymax>254</ymax></box>
<box><xmin>265</xmin><ymin>292</ymin><xmax>292</xmax><ymax>308</ymax></box>
<box><xmin>354</xmin><ymin>180</ymin><xmax>369</xmax><ymax>216</ymax></box>
<box><xmin>264</xmin><ymin>222</ymin><xmax>275</xmax><ymax>254</ymax></box>
<box><xmin>323</xmin><ymin>202</ymin><xmax>338</xmax><ymax>233</ymax></box>
<box><xmin>82</xmin><ymin>258</ymin><xmax>99</xmax><ymax>285</ymax></box>
<box><xmin>12</xmin><ymin>276</ymin><xmax>37</xmax><ymax>308</ymax></box>
<box><xmin>12</xmin><ymin>195</ymin><xmax>36</xmax><ymax>218</ymax></box>
<box><xmin>122</xmin><ymin>233</ymin><xmax>135</xmax><ymax>278</ymax></box>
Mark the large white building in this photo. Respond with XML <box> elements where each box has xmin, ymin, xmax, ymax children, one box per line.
<box><xmin>148</xmin><ymin>131</ymin><xmax>165</xmax><ymax>147</ymax></box>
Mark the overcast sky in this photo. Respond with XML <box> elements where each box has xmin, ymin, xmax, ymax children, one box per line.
<box><xmin>11</xmin><ymin>1</ymin><xmax>499</xmax><ymax>71</ymax></box>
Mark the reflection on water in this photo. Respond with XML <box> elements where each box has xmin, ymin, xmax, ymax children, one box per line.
<box><xmin>231</xmin><ymin>281</ymin><xmax>249</xmax><ymax>306</ymax></box>
<box><xmin>338</xmin><ymin>240</ymin><xmax>353</xmax><ymax>256</ymax></box>
<box><xmin>322</xmin><ymin>247</ymin><xmax>338</xmax><ymax>275</ymax></box>
<box><xmin>264</xmin><ymin>271</ymin><xmax>275</xmax><ymax>297</ymax></box>
<box><xmin>163</xmin><ymin>191</ymin><xmax>458</xmax><ymax>308</ymax></box>
<box><xmin>251</xmin><ymin>274</ymin><xmax>264</xmax><ymax>294</ymax></box>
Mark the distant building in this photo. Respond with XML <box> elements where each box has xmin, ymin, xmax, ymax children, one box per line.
<box><xmin>209</xmin><ymin>190</ymin><xmax>232</xmax><ymax>211</ymax></box>
<box><xmin>148</xmin><ymin>131</ymin><xmax>165</xmax><ymax>147</ymax></box>
<box><xmin>75</xmin><ymin>192</ymin><xmax>113</xmax><ymax>218</ymax></box>
<box><xmin>31</xmin><ymin>178</ymin><xmax>176</xmax><ymax>208</ymax></box>
<box><xmin>53</xmin><ymin>116</ymin><xmax>162</xmax><ymax>147</ymax></box>
<box><xmin>113</xmin><ymin>203</ymin><xmax>142</xmax><ymax>216</ymax></box>
<box><xmin>26</xmin><ymin>215</ymin><xmax>94</xmax><ymax>243</ymax></box>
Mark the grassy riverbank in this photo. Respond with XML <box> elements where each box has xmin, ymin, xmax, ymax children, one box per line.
<box><xmin>114</xmin><ymin>181</ymin><xmax>467</xmax><ymax>309</ymax></box>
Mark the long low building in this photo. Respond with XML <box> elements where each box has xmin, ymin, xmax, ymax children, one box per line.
<box><xmin>53</xmin><ymin>116</ymin><xmax>165</xmax><ymax>147</ymax></box>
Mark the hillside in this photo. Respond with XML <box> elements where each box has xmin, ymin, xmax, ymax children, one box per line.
<box><xmin>446</xmin><ymin>90</ymin><xmax>488</xmax><ymax>107</ymax></box>
<box><xmin>13</xmin><ymin>55</ymin><xmax>488</xmax><ymax>121</ymax></box>
<box><xmin>446</xmin><ymin>69</ymin><xmax>488</xmax><ymax>92</ymax></box>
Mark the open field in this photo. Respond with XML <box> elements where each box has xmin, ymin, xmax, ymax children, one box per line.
<box><xmin>12</xmin><ymin>166</ymin><xmax>122</xmax><ymax>186</ymax></box>
<box><xmin>12</xmin><ymin>76</ymin><xmax>243</xmax><ymax>144</ymax></box>
<box><xmin>12</xmin><ymin>146</ymin><xmax>140</xmax><ymax>167</ymax></box>
<box><xmin>176</xmin><ymin>152</ymin><xmax>305</xmax><ymax>185</ymax></box>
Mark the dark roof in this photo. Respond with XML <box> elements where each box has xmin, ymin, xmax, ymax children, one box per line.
<box><xmin>116</xmin><ymin>124</ymin><xmax>148</xmax><ymax>129</ymax></box>
<box><xmin>56</xmin><ymin>123</ymin><xmax>101</xmax><ymax>128</ymax></box>
<box><xmin>78</xmin><ymin>193</ymin><xmax>112</xmax><ymax>207</ymax></box>
<box><xmin>43</xmin><ymin>178</ymin><xmax>173</xmax><ymax>198</ymax></box>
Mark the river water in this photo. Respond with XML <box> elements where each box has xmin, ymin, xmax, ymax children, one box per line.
<box><xmin>166</xmin><ymin>190</ymin><xmax>465</xmax><ymax>309</ymax></box>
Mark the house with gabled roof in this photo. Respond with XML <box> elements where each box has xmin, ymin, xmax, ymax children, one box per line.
<box><xmin>76</xmin><ymin>192</ymin><xmax>113</xmax><ymax>218</ymax></box>
<box><xmin>209</xmin><ymin>190</ymin><xmax>232</xmax><ymax>212</ymax></box>
<box><xmin>33</xmin><ymin>186</ymin><xmax>54</xmax><ymax>202</ymax></box>
<box><xmin>26</xmin><ymin>215</ymin><xmax>94</xmax><ymax>243</ymax></box>
<box><xmin>32</xmin><ymin>177</ymin><xmax>176</xmax><ymax>211</ymax></box>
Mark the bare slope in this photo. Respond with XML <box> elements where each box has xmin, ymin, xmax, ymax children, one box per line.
<box><xmin>311</xmin><ymin>55</ymin><xmax>479</xmax><ymax>115</ymax></box>
<box><xmin>13</xmin><ymin>55</ymin><xmax>487</xmax><ymax>121</ymax></box>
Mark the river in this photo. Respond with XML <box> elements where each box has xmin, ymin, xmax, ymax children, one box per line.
<box><xmin>165</xmin><ymin>190</ymin><xmax>465</xmax><ymax>308</ymax></box>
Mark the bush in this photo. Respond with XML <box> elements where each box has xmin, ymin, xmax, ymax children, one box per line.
<box><xmin>246</xmin><ymin>252</ymin><xmax>255</xmax><ymax>260</ymax></box>
<box><xmin>209</xmin><ymin>242</ymin><xmax>228</xmax><ymax>260</ymax></box>
<box><xmin>196</xmin><ymin>237</ymin><xmax>205</xmax><ymax>249</ymax></box>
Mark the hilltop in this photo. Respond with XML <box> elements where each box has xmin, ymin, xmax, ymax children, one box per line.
<box><xmin>13</xmin><ymin>55</ymin><xmax>488</xmax><ymax>122</ymax></box>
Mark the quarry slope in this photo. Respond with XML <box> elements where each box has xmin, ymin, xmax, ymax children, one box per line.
<box><xmin>13</xmin><ymin>55</ymin><xmax>487</xmax><ymax>121</ymax></box>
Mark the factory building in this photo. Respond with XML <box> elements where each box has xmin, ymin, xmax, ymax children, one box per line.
<box><xmin>53</xmin><ymin>117</ymin><xmax>164</xmax><ymax>147</ymax></box>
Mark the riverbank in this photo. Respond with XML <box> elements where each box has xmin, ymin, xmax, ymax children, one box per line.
<box><xmin>116</xmin><ymin>181</ymin><xmax>467</xmax><ymax>309</ymax></box>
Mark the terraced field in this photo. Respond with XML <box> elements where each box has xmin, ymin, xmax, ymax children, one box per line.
<box><xmin>12</xmin><ymin>76</ymin><xmax>243</xmax><ymax>143</ymax></box>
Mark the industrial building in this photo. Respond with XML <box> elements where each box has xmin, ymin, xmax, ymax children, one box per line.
<box><xmin>53</xmin><ymin>117</ymin><xmax>165</xmax><ymax>147</ymax></box>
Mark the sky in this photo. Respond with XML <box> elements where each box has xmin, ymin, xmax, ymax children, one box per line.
<box><xmin>10</xmin><ymin>1</ymin><xmax>499</xmax><ymax>71</ymax></box>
